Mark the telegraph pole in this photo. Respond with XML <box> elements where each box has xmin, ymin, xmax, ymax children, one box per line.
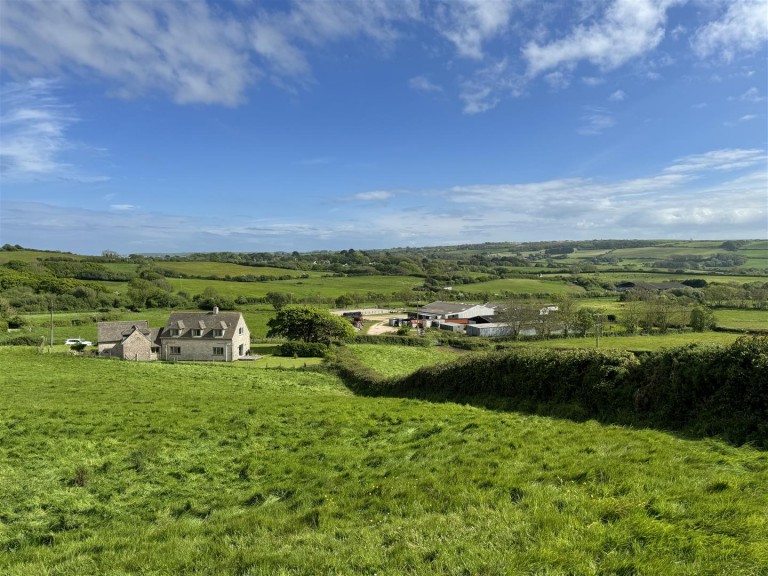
<box><xmin>49</xmin><ymin>295</ymin><xmax>54</xmax><ymax>353</ymax></box>
<box><xmin>593</xmin><ymin>313</ymin><xmax>605</xmax><ymax>348</ymax></box>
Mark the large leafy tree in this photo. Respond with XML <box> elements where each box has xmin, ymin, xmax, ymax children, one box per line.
<box><xmin>267</xmin><ymin>305</ymin><xmax>355</xmax><ymax>343</ymax></box>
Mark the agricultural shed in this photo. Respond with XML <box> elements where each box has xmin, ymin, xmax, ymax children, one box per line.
<box><xmin>466</xmin><ymin>323</ymin><xmax>513</xmax><ymax>337</ymax></box>
<box><xmin>413</xmin><ymin>301</ymin><xmax>496</xmax><ymax>320</ymax></box>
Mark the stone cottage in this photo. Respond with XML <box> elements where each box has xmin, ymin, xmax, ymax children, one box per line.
<box><xmin>98</xmin><ymin>308</ymin><xmax>250</xmax><ymax>362</ymax></box>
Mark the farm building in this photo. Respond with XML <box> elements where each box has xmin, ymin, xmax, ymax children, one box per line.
<box><xmin>412</xmin><ymin>301</ymin><xmax>497</xmax><ymax>321</ymax></box>
<box><xmin>466</xmin><ymin>323</ymin><xmax>513</xmax><ymax>337</ymax></box>
<box><xmin>98</xmin><ymin>308</ymin><xmax>251</xmax><ymax>362</ymax></box>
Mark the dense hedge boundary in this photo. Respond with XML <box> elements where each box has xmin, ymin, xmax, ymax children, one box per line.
<box><xmin>330</xmin><ymin>336</ymin><xmax>768</xmax><ymax>447</ymax></box>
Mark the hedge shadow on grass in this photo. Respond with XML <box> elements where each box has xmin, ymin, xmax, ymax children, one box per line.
<box><xmin>330</xmin><ymin>336</ymin><xmax>768</xmax><ymax>448</ymax></box>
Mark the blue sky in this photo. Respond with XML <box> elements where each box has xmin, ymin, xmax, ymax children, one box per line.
<box><xmin>0</xmin><ymin>0</ymin><xmax>766</xmax><ymax>255</ymax></box>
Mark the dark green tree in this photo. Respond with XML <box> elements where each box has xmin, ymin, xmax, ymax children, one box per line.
<box><xmin>689</xmin><ymin>306</ymin><xmax>716</xmax><ymax>332</ymax></box>
<box><xmin>265</xmin><ymin>292</ymin><xmax>292</xmax><ymax>311</ymax></box>
<box><xmin>267</xmin><ymin>305</ymin><xmax>355</xmax><ymax>343</ymax></box>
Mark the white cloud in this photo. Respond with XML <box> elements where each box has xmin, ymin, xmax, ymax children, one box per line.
<box><xmin>409</xmin><ymin>75</ymin><xmax>443</xmax><ymax>93</ymax></box>
<box><xmin>433</xmin><ymin>0</ymin><xmax>517</xmax><ymax>60</ymax></box>
<box><xmin>0</xmin><ymin>78</ymin><xmax>107</xmax><ymax>183</ymax></box>
<box><xmin>0</xmin><ymin>1</ymin><xmax>253</xmax><ymax>106</ymax></box>
<box><xmin>459</xmin><ymin>58</ymin><xmax>526</xmax><ymax>114</ymax></box>
<box><xmin>109</xmin><ymin>204</ymin><xmax>137</xmax><ymax>211</ymax></box>
<box><xmin>523</xmin><ymin>0</ymin><xmax>674</xmax><ymax>76</ymax></box>
<box><xmin>738</xmin><ymin>87</ymin><xmax>766</xmax><ymax>102</ymax></box>
<box><xmin>581</xmin><ymin>76</ymin><xmax>605</xmax><ymax>86</ymax></box>
<box><xmin>608</xmin><ymin>89</ymin><xmax>627</xmax><ymax>101</ymax></box>
<box><xmin>354</xmin><ymin>191</ymin><xmax>393</xmax><ymax>201</ymax></box>
<box><xmin>663</xmin><ymin>148</ymin><xmax>766</xmax><ymax>173</ymax></box>
<box><xmin>691</xmin><ymin>0</ymin><xmax>768</xmax><ymax>62</ymax></box>
<box><xmin>3</xmin><ymin>148</ymin><xmax>765</xmax><ymax>252</ymax></box>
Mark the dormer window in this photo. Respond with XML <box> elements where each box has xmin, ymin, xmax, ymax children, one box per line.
<box><xmin>191</xmin><ymin>329</ymin><xmax>203</xmax><ymax>337</ymax></box>
<box><xmin>170</xmin><ymin>329</ymin><xmax>180</xmax><ymax>337</ymax></box>
<box><xmin>213</xmin><ymin>329</ymin><xmax>224</xmax><ymax>337</ymax></box>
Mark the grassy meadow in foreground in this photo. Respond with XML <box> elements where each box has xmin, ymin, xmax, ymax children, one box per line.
<box><xmin>1</xmin><ymin>348</ymin><xmax>767</xmax><ymax>575</ymax></box>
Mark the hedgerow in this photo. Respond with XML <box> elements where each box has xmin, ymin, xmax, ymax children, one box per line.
<box><xmin>331</xmin><ymin>336</ymin><xmax>768</xmax><ymax>447</ymax></box>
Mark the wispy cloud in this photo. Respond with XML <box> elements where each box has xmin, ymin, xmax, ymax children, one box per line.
<box><xmin>0</xmin><ymin>1</ymin><xmax>253</xmax><ymax>106</ymax></box>
<box><xmin>408</xmin><ymin>75</ymin><xmax>443</xmax><ymax>93</ymax></box>
<box><xmin>3</xmin><ymin>148</ymin><xmax>765</xmax><ymax>253</ymax></box>
<box><xmin>523</xmin><ymin>0</ymin><xmax>670</xmax><ymax>76</ymax></box>
<box><xmin>737</xmin><ymin>87</ymin><xmax>766</xmax><ymax>102</ymax></box>
<box><xmin>1</xmin><ymin>0</ymin><xmax>766</xmax><ymax>115</ymax></box>
<box><xmin>459</xmin><ymin>58</ymin><xmax>525</xmax><ymax>115</ymax></box>
<box><xmin>354</xmin><ymin>191</ymin><xmax>393</xmax><ymax>201</ymax></box>
<box><xmin>298</xmin><ymin>156</ymin><xmax>333</xmax><ymax>166</ymax></box>
<box><xmin>0</xmin><ymin>78</ymin><xmax>107</xmax><ymax>183</ymax></box>
<box><xmin>608</xmin><ymin>89</ymin><xmax>626</xmax><ymax>102</ymax></box>
<box><xmin>691</xmin><ymin>0</ymin><xmax>768</xmax><ymax>62</ymax></box>
<box><xmin>663</xmin><ymin>148</ymin><xmax>765</xmax><ymax>173</ymax></box>
<box><xmin>432</xmin><ymin>0</ymin><xmax>517</xmax><ymax>60</ymax></box>
<box><xmin>577</xmin><ymin>107</ymin><xmax>616</xmax><ymax>135</ymax></box>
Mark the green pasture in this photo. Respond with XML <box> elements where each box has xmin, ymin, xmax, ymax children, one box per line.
<box><xmin>0</xmin><ymin>250</ymin><xmax>79</xmax><ymax>265</ymax></box>
<box><xmin>96</xmin><ymin>274</ymin><xmax>423</xmax><ymax>302</ymax></box>
<box><xmin>462</xmin><ymin>277</ymin><xmax>583</xmax><ymax>296</ymax></box>
<box><xmin>502</xmin><ymin>331</ymin><xmax>743</xmax><ymax>352</ymax></box>
<box><xmin>141</xmin><ymin>261</ymin><xmax>319</xmax><ymax>279</ymax></box>
<box><xmin>543</xmin><ymin>271</ymin><xmax>768</xmax><ymax>284</ymax></box>
<box><xmin>713</xmin><ymin>308</ymin><xmax>768</xmax><ymax>331</ymax></box>
<box><xmin>345</xmin><ymin>344</ymin><xmax>466</xmax><ymax>378</ymax></box>
<box><xmin>1</xmin><ymin>348</ymin><xmax>767</xmax><ymax>575</ymax></box>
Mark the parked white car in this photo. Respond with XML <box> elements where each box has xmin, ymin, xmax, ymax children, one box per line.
<box><xmin>65</xmin><ymin>338</ymin><xmax>92</xmax><ymax>346</ymax></box>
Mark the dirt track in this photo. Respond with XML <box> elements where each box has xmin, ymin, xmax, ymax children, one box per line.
<box><xmin>364</xmin><ymin>315</ymin><xmax>399</xmax><ymax>335</ymax></box>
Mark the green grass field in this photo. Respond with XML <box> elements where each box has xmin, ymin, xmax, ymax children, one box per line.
<box><xmin>1</xmin><ymin>348</ymin><xmax>766</xmax><ymax>575</ymax></box>
<box><xmin>103</xmin><ymin>261</ymin><xmax>320</xmax><ymax>279</ymax></box>
<box><xmin>502</xmin><ymin>331</ymin><xmax>743</xmax><ymax>351</ymax></box>
<box><xmin>345</xmin><ymin>344</ymin><xmax>467</xmax><ymax>378</ymax></box>
<box><xmin>462</xmin><ymin>277</ymin><xmax>584</xmax><ymax>296</ymax></box>
<box><xmin>96</xmin><ymin>274</ymin><xmax>424</xmax><ymax>302</ymax></box>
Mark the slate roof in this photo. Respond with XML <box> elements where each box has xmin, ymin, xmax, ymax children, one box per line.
<box><xmin>97</xmin><ymin>320</ymin><xmax>150</xmax><ymax>343</ymax></box>
<box><xmin>160</xmin><ymin>311</ymin><xmax>244</xmax><ymax>340</ymax></box>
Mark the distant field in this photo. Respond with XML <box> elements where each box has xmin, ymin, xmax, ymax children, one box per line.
<box><xmin>504</xmin><ymin>331</ymin><xmax>742</xmax><ymax>351</ymax></box>
<box><xmin>543</xmin><ymin>272</ymin><xmax>768</xmax><ymax>284</ymax></box>
<box><xmin>0</xmin><ymin>250</ymin><xmax>80</xmax><ymax>264</ymax></box>
<box><xmin>713</xmin><ymin>308</ymin><xmax>768</xmax><ymax>331</ymax></box>
<box><xmin>463</xmin><ymin>277</ymin><xmax>583</xmax><ymax>295</ymax></box>
<box><xmin>97</xmin><ymin>274</ymin><xmax>423</xmax><ymax>301</ymax></box>
<box><xmin>1</xmin><ymin>348</ymin><xmax>766</xmax><ymax>574</ymax></box>
<box><xmin>145</xmin><ymin>261</ymin><xmax>317</xmax><ymax>279</ymax></box>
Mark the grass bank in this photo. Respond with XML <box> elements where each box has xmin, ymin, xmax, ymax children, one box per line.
<box><xmin>1</xmin><ymin>348</ymin><xmax>766</xmax><ymax>574</ymax></box>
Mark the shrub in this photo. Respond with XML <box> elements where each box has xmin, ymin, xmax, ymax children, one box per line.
<box><xmin>2</xmin><ymin>334</ymin><xmax>41</xmax><ymax>346</ymax></box>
